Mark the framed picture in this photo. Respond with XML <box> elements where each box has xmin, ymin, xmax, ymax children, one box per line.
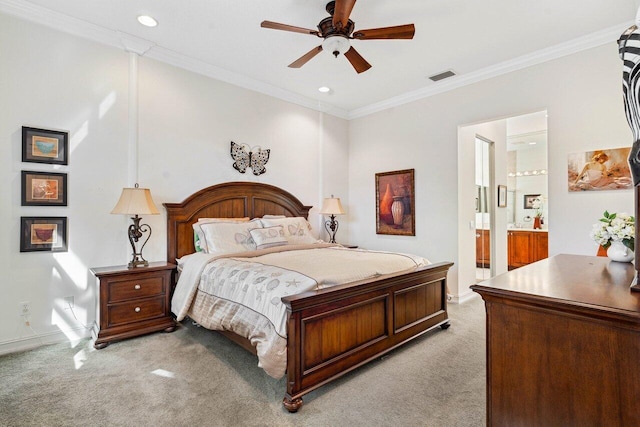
<box><xmin>21</xmin><ymin>171</ymin><xmax>67</xmax><ymax>206</ymax></box>
<box><xmin>523</xmin><ymin>194</ymin><xmax>540</xmax><ymax>209</ymax></box>
<box><xmin>497</xmin><ymin>185</ymin><xmax>507</xmax><ymax>208</ymax></box>
<box><xmin>20</xmin><ymin>217</ymin><xmax>68</xmax><ymax>252</ymax></box>
<box><xmin>22</xmin><ymin>126</ymin><xmax>68</xmax><ymax>165</ymax></box>
<box><xmin>375</xmin><ymin>169</ymin><xmax>415</xmax><ymax>236</ymax></box>
<box><xmin>567</xmin><ymin>147</ymin><xmax>632</xmax><ymax>191</ymax></box>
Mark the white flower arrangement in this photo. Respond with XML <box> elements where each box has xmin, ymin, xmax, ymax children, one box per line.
<box><xmin>531</xmin><ymin>197</ymin><xmax>543</xmax><ymax>218</ymax></box>
<box><xmin>590</xmin><ymin>211</ymin><xmax>635</xmax><ymax>250</ymax></box>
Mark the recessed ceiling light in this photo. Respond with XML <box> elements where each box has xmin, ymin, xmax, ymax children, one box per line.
<box><xmin>137</xmin><ymin>15</ymin><xmax>158</xmax><ymax>27</ymax></box>
<box><xmin>318</xmin><ymin>86</ymin><xmax>331</xmax><ymax>93</ymax></box>
<box><xmin>529</xmin><ymin>142</ymin><xmax>537</xmax><ymax>145</ymax></box>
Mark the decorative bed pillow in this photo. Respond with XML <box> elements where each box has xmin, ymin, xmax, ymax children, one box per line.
<box><xmin>260</xmin><ymin>217</ymin><xmax>317</xmax><ymax>245</ymax></box>
<box><xmin>194</xmin><ymin>220</ymin><xmax>262</xmax><ymax>254</ymax></box>
<box><xmin>250</xmin><ymin>226</ymin><xmax>288</xmax><ymax>250</ymax></box>
<box><xmin>261</xmin><ymin>215</ymin><xmax>286</xmax><ymax>219</ymax></box>
<box><xmin>193</xmin><ymin>218</ymin><xmax>251</xmax><ymax>252</ymax></box>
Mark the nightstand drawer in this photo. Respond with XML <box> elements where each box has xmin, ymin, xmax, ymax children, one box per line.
<box><xmin>108</xmin><ymin>276</ymin><xmax>164</xmax><ymax>302</ymax></box>
<box><xmin>108</xmin><ymin>297</ymin><xmax>166</xmax><ymax>326</ymax></box>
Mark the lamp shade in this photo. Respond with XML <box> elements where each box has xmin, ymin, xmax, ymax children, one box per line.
<box><xmin>111</xmin><ymin>187</ymin><xmax>159</xmax><ymax>215</ymax></box>
<box><xmin>320</xmin><ymin>197</ymin><xmax>345</xmax><ymax>215</ymax></box>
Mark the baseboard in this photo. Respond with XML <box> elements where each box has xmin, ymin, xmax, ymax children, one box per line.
<box><xmin>0</xmin><ymin>326</ymin><xmax>91</xmax><ymax>356</ymax></box>
<box><xmin>449</xmin><ymin>290</ymin><xmax>480</xmax><ymax>304</ymax></box>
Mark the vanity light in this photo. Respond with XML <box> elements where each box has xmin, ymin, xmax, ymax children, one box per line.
<box><xmin>137</xmin><ymin>15</ymin><xmax>158</xmax><ymax>27</ymax></box>
<box><xmin>510</xmin><ymin>169</ymin><xmax>548</xmax><ymax>177</ymax></box>
<box><xmin>318</xmin><ymin>86</ymin><xmax>331</xmax><ymax>93</ymax></box>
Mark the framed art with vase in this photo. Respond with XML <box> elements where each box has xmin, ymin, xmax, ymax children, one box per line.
<box><xmin>20</xmin><ymin>216</ymin><xmax>68</xmax><ymax>252</ymax></box>
<box><xmin>375</xmin><ymin>169</ymin><xmax>415</xmax><ymax>236</ymax></box>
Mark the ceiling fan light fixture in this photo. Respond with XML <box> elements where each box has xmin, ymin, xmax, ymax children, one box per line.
<box><xmin>322</xmin><ymin>36</ymin><xmax>350</xmax><ymax>58</ymax></box>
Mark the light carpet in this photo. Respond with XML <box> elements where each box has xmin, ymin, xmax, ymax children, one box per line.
<box><xmin>0</xmin><ymin>295</ymin><xmax>486</xmax><ymax>427</ymax></box>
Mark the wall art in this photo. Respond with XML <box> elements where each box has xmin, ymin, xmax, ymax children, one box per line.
<box><xmin>375</xmin><ymin>169</ymin><xmax>415</xmax><ymax>236</ymax></box>
<box><xmin>22</xmin><ymin>126</ymin><xmax>68</xmax><ymax>165</ymax></box>
<box><xmin>20</xmin><ymin>216</ymin><xmax>68</xmax><ymax>252</ymax></box>
<box><xmin>523</xmin><ymin>194</ymin><xmax>541</xmax><ymax>209</ymax></box>
<box><xmin>568</xmin><ymin>147</ymin><xmax>632</xmax><ymax>191</ymax></box>
<box><xmin>230</xmin><ymin>141</ymin><xmax>270</xmax><ymax>176</ymax></box>
<box><xmin>21</xmin><ymin>171</ymin><xmax>67</xmax><ymax>206</ymax></box>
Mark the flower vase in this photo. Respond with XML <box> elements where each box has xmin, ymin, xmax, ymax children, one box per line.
<box><xmin>607</xmin><ymin>240</ymin><xmax>634</xmax><ymax>263</ymax></box>
<box><xmin>533</xmin><ymin>217</ymin><xmax>541</xmax><ymax>229</ymax></box>
<box><xmin>380</xmin><ymin>184</ymin><xmax>394</xmax><ymax>224</ymax></box>
<box><xmin>391</xmin><ymin>196</ymin><xmax>405</xmax><ymax>227</ymax></box>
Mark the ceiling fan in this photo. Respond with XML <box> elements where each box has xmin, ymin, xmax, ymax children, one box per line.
<box><xmin>261</xmin><ymin>0</ymin><xmax>415</xmax><ymax>74</ymax></box>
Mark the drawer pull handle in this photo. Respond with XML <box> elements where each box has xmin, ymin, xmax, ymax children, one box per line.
<box><xmin>134</xmin><ymin>307</ymin><xmax>141</xmax><ymax>313</ymax></box>
<box><xmin>134</xmin><ymin>284</ymin><xmax>141</xmax><ymax>290</ymax></box>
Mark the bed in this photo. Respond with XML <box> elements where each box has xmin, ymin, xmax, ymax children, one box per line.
<box><xmin>164</xmin><ymin>182</ymin><xmax>453</xmax><ymax>412</ymax></box>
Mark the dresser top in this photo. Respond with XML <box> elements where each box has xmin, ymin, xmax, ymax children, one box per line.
<box><xmin>471</xmin><ymin>254</ymin><xmax>640</xmax><ymax>316</ymax></box>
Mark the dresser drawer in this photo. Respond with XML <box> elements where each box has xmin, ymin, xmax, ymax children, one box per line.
<box><xmin>108</xmin><ymin>297</ymin><xmax>165</xmax><ymax>326</ymax></box>
<box><xmin>108</xmin><ymin>276</ymin><xmax>165</xmax><ymax>303</ymax></box>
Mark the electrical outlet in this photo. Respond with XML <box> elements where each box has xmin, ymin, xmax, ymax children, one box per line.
<box><xmin>64</xmin><ymin>296</ymin><xmax>74</xmax><ymax>309</ymax></box>
<box><xmin>19</xmin><ymin>301</ymin><xmax>30</xmax><ymax>317</ymax></box>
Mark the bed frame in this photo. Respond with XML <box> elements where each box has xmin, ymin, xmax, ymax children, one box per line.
<box><xmin>164</xmin><ymin>182</ymin><xmax>453</xmax><ymax>412</ymax></box>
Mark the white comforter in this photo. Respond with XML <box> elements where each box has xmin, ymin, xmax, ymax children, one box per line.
<box><xmin>172</xmin><ymin>244</ymin><xmax>429</xmax><ymax>377</ymax></box>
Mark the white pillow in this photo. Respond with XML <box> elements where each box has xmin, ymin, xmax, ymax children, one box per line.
<box><xmin>193</xmin><ymin>218</ymin><xmax>251</xmax><ymax>252</ymax></box>
<box><xmin>250</xmin><ymin>226</ymin><xmax>288</xmax><ymax>250</ymax></box>
<box><xmin>195</xmin><ymin>221</ymin><xmax>262</xmax><ymax>254</ymax></box>
<box><xmin>260</xmin><ymin>217</ymin><xmax>317</xmax><ymax>245</ymax></box>
<box><xmin>262</xmin><ymin>215</ymin><xmax>286</xmax><ymax>219</ymax></box>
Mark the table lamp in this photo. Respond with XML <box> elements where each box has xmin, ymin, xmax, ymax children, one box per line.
<box><xmin>320</xmin><ymin>196</ymin><xmax>345</xmax><ymax>243</ymax></box>
<box><xmin>111</xmin><ymin>184</ymin><xmax>159</xmax><ymax>268</ymax></box>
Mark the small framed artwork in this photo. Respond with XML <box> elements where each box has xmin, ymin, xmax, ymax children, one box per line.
<box><xmin>497</xmin><ymin>185</ymin><xmax>507</xmax><ymax>208</ymax></box>
<box><xmin>20</xmin><ymin>217</ymin><xmax>68</xmax><ymax>252</ymax></box>
<box><xmin>523</xmin><ymin>194</ymin><xmax>541</xmax><ymax>209</ymax></box>
<box><xmin>21</xmin><ymin>171</ymin><xmax>67</xmax><ymax>206</ymax></box>
<box><xmin>375</xmin><ymin>168</ymin><xmax>415</xmax><ymax>236</ymax></box>
<box><xmin>22</xmin><ymin>126</ymin><xmax>68</xmax><ymax>165</ymax></box>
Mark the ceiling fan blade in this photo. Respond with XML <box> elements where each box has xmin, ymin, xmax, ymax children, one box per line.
<box><xmin>352</xmin><ymin>24</ymin><xmax>415</xmax><ymax>40</ymax></box>
<box><xmin>344</xmin><ymin>46</ymin><xmax>371</xmax><ymax>74</ymax></box>
<box><xmin>333</xmin><ymin>0</ymin><xmax>357</xmax><ymax>30</ymax></box>
<box><xmin>261</xmin><ymin>20</ymin><xmax>319</xmax><ymax>36</ymax></box>
<box><xmin>288</xmin><ymin>46</ymin><xmax>323</xmax><ymax>68</ymax></box>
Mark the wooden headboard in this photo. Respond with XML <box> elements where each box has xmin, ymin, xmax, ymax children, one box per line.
<box><xmin>164</xmin><ymin>182</ymin><xmax>312</xmax><ymax>261</ymax></box>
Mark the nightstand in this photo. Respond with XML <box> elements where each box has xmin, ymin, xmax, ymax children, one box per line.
<box><xmin>90</xmin><ymin>262</ymin><xmax>177</xmax><ymax>349</ymax></box>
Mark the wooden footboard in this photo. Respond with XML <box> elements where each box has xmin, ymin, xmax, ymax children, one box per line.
<box><xmin>281</xmin><ymin>261</ymin><xmax>453</xmax><ymax>412</ymax></box>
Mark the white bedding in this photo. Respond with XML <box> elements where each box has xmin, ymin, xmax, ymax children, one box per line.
<box><xmin>172</xmin><ymin>244</ymin><xmax>429</xmax><ymax>377</ymax></box>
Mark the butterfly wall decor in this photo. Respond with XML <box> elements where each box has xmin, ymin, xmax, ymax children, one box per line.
<box><xmin>230</xmin><ymin>141</ymin><xmax>270</xmax><ymax>176</ymax></box>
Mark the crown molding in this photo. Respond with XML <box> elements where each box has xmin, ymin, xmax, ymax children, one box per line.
<box><xmin>348</xmin><ymin>22</ymin><xmax>632</xmax><ymax>120</ymax></box>
<box><xmin>0</xmin><ymin>0</ymin><xmax>631</xmax><ymax>121</ymax></box>
<box><xmin>0</xmin><ymin>0</ymin><xmax>350</xmax><ymax>119</ymax></box>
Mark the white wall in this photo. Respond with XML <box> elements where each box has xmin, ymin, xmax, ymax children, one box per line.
<box><xmin>349</xmin><ymin>42</ymin><xmax>634</xmax><ymax>298</ymax></box>
<box><xmin>2</xmin><ymin>11</ymin><xmax>636</xmax><ymax>350</ymax></box>
<box><xmin>0</xmin><ymin>13</ymin><xmax>349</xmax><ymax>351</ymax></box>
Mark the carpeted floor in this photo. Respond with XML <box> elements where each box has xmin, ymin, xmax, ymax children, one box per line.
<box><xmin>0</xmin><ymin>295</ymin><xmax>486</xmax><ymax>427</ymax></box>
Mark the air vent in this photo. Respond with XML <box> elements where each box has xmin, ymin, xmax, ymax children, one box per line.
<box><xmin>428</xmin><ymin>70</ymin><xmax>456</xmax><ymax>82</ymax></box>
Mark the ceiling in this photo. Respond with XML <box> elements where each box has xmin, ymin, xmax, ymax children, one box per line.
<box><xmin>3</xmin><ymin>0</ymin><xmax>639</xmax><ymax>118</ymax></box>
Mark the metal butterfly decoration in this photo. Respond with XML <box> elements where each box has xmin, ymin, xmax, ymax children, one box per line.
<box><xmin>230</xmin><ymin>141</ymin><xmax>270</xmax><ymax>176</ymax></box>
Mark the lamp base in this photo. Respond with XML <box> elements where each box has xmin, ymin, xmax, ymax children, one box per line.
<box><xmin>127</xmin><ymin>215</ymin><xmax>152</xmax><ymax>268</ymax></box>
<box><xmin>324</xmin><ymin>215</ymin><xmax>339</xmax><ymax>244</ymax></box>
<box><xmin>128</xmin><ymin>256</ymin><xmax>149</xmax><ymax>269</ymax></box>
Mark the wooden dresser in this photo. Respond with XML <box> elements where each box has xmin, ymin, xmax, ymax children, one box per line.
<box><xmin>471</xmin><ymin>254</ymin><xmax>640</xmax><ymax>427</ymax></box>
<box><xmin>91</xmin><ymin>262</ymin><xmax>177</xmax><ymax>349</ymax></box>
